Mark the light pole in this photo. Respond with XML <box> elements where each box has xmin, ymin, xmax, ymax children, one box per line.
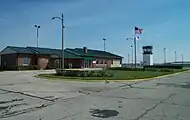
<box><xmin>34</xmin><ymin>25</ymin><xmax>40</xmax><ymax>48</ymax></box>
<box><xmin>128</xmin><ymin>53</ymin><xmax>130</xmax><ymax>65</ymax></box>
<box><xmin>174</xmin><ymin>51</ymin><xmax>177</xmax><ymax>62</ymax></box>
<box><xmin>181</xmin><ymin>54</ymin><xmax>184</xmax><ymax>65</ymax></box>
<box><xmin>52</xmin><ymin>13</ymin><xmax>65</xmax><ymax>69</ymax></box>
<box><xmin>130</xmin><ymin>45</ymin><xmax>133</xmax><ymax>66</ymax></box>
<box><xmin>164</xmin><ymin>48</ymin><xmax>166</xmax><ymax>64</ymax></box>
<box><xmin>127</xmin><ymin>37</ymin><xmax>137</xmax><ymax>68</ymax></box>
<box><xmin>134</xmin><ymin>37</ymin><xmax>137</xmax><ymax>68</ymax></box>
<box><xmin>103</xmin><ymin>38</ymin><xmax>106</xmax><ymax>51</ymax></box>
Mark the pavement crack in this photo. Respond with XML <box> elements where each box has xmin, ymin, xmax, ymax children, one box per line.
<box><xmin>0</xmin><ymin>91</ymin><xmax>10</xmax><ymax>94</ymax></box>
<box><xmin>118</xmin><ymin>83</ymin><xmax>133</xmax><ymax>88</ymax></box>
<box><xmin>93</xmin><ymin>95</ymin><xmax>159</xmax><ymax>102</ymax></box>
<box><xmin>133</xmin><ymin>93</ymin><xmax>176</xmax><ymax>120</ymax></box>
<box><xmin>130</xmin><ymin>87</ymin><xmax>156</xmax><ymax>89</ymax></box>
<box><xmin>0</xmin><ymin>88</ymin><xmax>55</xmax><ymax>102</ymax></box>
<box><xmin>0</xmin><ymin>98</ymin><xmax>23</xmax><ymax>104</ymax></box>
<box><xmin>0</xmin><ymin>102</ymin><xmax>54</xmax><ymax>118</ymax></box>
<box><xmin>0</xmin><ymin>103</ymin><xmax>27</xmax><ymax>111</ymax></box>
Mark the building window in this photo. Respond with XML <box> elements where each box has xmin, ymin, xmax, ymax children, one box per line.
<box><xmin>111</xmin><ymin>60</ymin><xmax>113</xmax><ymax>64</ymax></box>
<box><xmin>96</xmin><ymin>60</ymin><xmax>106</xmax><ymax>64</ymax></box>
<box><xmin>96</xmin><ymin>60</ymin><xmax>99</xmax><ymax>64</ymax></box>
<box><xmin>23</xmin><ymin>57</ymin><xmax>29</xmax><ymax>66</ymax></box>
<box><xmin>68</xmin><ymin>63</ymin><xmax>72</xmax><ymax>68</ymax></box>
<box><xmin>100</xmin><ymin>60</ymin><xmax>104</xmax><ymax>64</ymax></box>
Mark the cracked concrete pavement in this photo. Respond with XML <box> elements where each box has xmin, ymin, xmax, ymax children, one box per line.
<box><xmin>0</xmin><ymin>70</ymin><xmax>190</xmax><ymax>120</ymax></box>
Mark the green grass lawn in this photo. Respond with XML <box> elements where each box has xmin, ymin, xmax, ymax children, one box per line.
<box><xmin>37</xmin><ymin>69</ymin><xmax>184</xmax><ymax>81</ymax></box>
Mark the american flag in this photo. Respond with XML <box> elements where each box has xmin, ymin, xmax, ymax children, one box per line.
<box><xmin>135</xmin><ymin>26</ymin><xmax>143</xmax><ymax>34</ymax></box>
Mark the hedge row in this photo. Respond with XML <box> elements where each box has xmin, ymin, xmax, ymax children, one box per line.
<box><xmin>144</xmin><ymin>64</ymin><xmax>183</xmax><ymax>69</ymax></box>
<box><xmin>107</xmin><ymin>67</ymin><xmax>181</xmax><ymax>72</ymax></box>
<box><xmin>56</xmin><ymin>69</ymin><xmax>113</xmax><ymax>77</ymax></box>
<box><xmin>108</xmin><ymin>67</ymin><xmax>143</xmax><ymax>71</ymax></box>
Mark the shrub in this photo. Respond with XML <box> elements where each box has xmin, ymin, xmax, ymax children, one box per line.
<box><xmin>78</xmin><ymin>71</ymin><xmax>88</xmax><ymax>77</ymax></box>
<box><xmin>87</xmin><ymin>71</ymin><xmax>96</xmax><ymax>77</ymax></box>
<box><xmin>55</xmin><ymin>69</ymin><xmax>64</xmax><ymax>76</ymax></box>
<box><xmin>95</xmin><ymin>71</ymin><xmax>104</xmax><ymax>77</ymax></box>
<box><xmin>55</xmin><ymin>69</ymin><xmax>113</xmax><ymax>77</ymax></box>
<box><xmin>160</xmin><ymin>68</ymin><xmax>174</xmax><ymax>72</ymax></box>
<box><xmin>105</xmin><ymin>71</ymin><xmax>114</xmax><ymax>77</ymax></box>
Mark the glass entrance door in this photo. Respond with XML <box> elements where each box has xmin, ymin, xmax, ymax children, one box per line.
<box><xmin>84</xmin><ymin>60</ymin><xmax>90</xmax><ymax>68</ymax></box>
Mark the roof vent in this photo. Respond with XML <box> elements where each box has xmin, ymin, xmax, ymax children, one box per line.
<box><xmin>83</xmin><ymin>47</ymin><xmax>88</xmax><ymax>53</ymax></box>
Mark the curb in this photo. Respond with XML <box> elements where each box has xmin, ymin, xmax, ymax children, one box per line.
<box><xmin>37</xmin><ymin>70</ymin><xmax>187</xmax><ymax>83</ymax></box>
<box><xmin>111</xmin><ymin>71</ymin><xmax>186</xmax><ymax>83</ymax></box>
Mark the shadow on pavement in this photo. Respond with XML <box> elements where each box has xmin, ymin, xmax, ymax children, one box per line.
<box><xmin>89</xmin><ymin>108</ymin><xmax>119</xmax><ymax>118</ymax></box>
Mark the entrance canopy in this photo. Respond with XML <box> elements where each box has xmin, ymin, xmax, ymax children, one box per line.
<box><xmin>83</xmin><ymin>57</ymin><xmax>96</xmax><ymax>61</ymax></box>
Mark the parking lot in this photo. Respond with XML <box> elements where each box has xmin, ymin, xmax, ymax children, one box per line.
<box><xmin>0</xmin><ymin>70</ymin><xmax>190</xmax><ymax>120</ymax></box>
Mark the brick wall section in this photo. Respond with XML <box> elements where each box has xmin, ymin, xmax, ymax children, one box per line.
<box><xmin>18</xmin><ymin>54</ymin><xmax>51</xmax><ymax>70</ymax></box>
<box><xmin>65</xmin><ymin>59</ymin><xmax>83</xmax><ymax>68</ymax></box>
<box><xmin>46</xmin><ymin>58</ymin><xmax>83</xmax><ymax>69</ymax></box>
<box><xmin>1</xmin><ymin>53</ymin><xmax>122</xmax><ymax>69</ymax></box>
<box><xmin>17</xmin><ymin>56</ymin><xmax>23</xmax><ymax>66</ymax></box>
<box><xmin>17</xmin><ymin>54</ymin><xmax>32</xmax><ymax>66</ymax></box>
<box><xmin>48</xmin><ymin>58</ymin><xmax>57</xmax><ymax>69</ymax></box>
<box><xmin>1</xmin><ymin>54</ymin><xmax>17</xmax><ymax>69</ymax></box>
<box><xmin>38</xmin><ymin>57</ymin><xmax>49</xmax><ymax>69</ymax></box>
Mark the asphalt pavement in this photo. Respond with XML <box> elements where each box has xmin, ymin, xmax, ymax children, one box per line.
<box><xmin>0</xmin><ymin>70</ymin><xmax>190</xmax><ymax>120</ymax></box>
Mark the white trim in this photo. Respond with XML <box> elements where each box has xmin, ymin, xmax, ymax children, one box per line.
<box><xmin>23</xmin><ymin>64</ymin><xmax>29</xmax><ymax>66</ymax></box>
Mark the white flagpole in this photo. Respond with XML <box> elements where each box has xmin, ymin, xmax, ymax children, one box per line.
<box><xmin>134</xmin><ymin>26</ymin><xmax>137</xmax><ymax>68</ymax></box>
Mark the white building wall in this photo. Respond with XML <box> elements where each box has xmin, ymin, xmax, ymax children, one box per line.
<box><xmin>143</xmin><ymin>54</ymin><xmax>153</xmax><ymax>65</ymax></box>
<box><xmin>111</xmin><ymin>60</ymin><xmax>121</xmax><ymax>67</ymax></box>
<box><xmin>150</xmin><ymin>55</ymin><xmax>153</xmax><ymax>65</ymax></box>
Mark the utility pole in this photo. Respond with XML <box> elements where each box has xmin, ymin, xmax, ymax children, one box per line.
<box><xmin>128</xmin><ymin>53</ymin><xmax>130</xmax><ymax>64</ymax></box>
<box><xmin>103</xmin><ymin>38</ymin><xmax>106</xmax><ymax>51</ymax></box>
<box><xmin>61</xmin><ymin>13</ymin><xmax>64</xmax><ymax>70</ymax></box>
<box><xmin>127</xmin><ymin>38</ymin><xmax>137</xmax><ymax>68</ymax></box>
<box><xmin>181</xmin><ymin>54</ymin><xmax>184</xmax><ymax>65</ymax></box>
<box><xmin>134</xmin><ymin>37</ymin><xmax>137</xmax><ymax>68</ymax></box>
<box><xmin>34</xmin><ymin>25</ymin><xmax>40</xmax><ymax>48</ymax></box>
<box><xmin>164</xmin><ymin>48</ymin><xmax>166</xmax><ymax>64</ymax></box>
<box><xmin>174</xmin><ymin>51</ymin><xmax>177</xmax><ymax>62</ymax></box>
<box><xmin>52</xmin><ymin>13</ymin><xmax>65</xmax><ymax>69</ymax></box>
<box><xmin>126</xmin><ymin>37</ymin><xmax>137</xmax><ymax>68</ymax></box>
<box><xmin>130</xmin><ymin>45</ymin><xmax>133</xmax><ymax>66</ymax></box>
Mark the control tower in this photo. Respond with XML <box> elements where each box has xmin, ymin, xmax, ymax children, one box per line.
<box><xmin>142</xmin><ymin>46</ymin><xmax>153</xmax><ymax>66</ymax></box>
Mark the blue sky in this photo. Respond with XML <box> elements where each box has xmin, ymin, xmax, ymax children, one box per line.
<box><xmin>0</xmin><ymin>0</ymin><xmax>190</xmax><ymax>63</ymax></box>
